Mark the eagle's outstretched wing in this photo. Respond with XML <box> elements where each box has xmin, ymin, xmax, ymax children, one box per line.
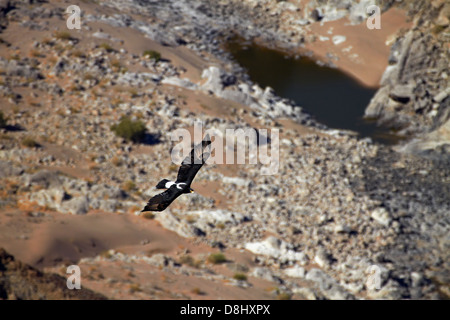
<box><xmin>176</xmin><ymin>134</ymin><xmax>211</xmax><ymax>186</ymax></box>
<box><xmin>142</xmin><ymin>134</ymin><xmax>211</xmax><ymax>212</ymax></box>
<box><xmin>142</xmin><ymin>186</ymin><xmax>184</xmax><ymax>212</ymax></box>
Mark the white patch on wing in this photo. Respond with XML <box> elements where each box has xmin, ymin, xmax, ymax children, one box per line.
<box><xmin>176</xmin><ymin>183</ymin><xmax>187</xmax><ymax>189</ymax></box>
<box><xmin>165</xmin><ymin>181</ymin><xmax>175</xmax><ymax>188</ymax></box>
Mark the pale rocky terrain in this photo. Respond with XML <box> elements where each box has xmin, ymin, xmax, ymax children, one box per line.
<box><xmin>0</xmin><ymin>0</ymin><xmax>448</xmax><ymax>300</ymax></box>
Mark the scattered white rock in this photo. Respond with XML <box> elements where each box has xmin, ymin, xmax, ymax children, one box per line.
<box><xmin>162</xmin><ymin>76</ymin><xmax>198</xmax><ymax>90</ymax></box>
<box><xmin>283</xmin><ymin>266</ymin><xmax>306</xmax><ymax>278</ymax></box>
<box><xmin>334</xmin><ymin>224</ymin><xmax>352</xmax><ymax>234</ymax></box>
<box><xmin>371</xmin><ymin>208</ymin><xmax>391</xmax><ymax>226</ymax></box>
<box><xmin>314</xmin><ymin>247</ymin><xmax>332</xmax><ymax>268</ymax></box>
<box><xmin>433</xmin><ymin>87</ymin><xmax>450</xmax><ymax>103</ymax></box>
<box><xmin>306</xmin><ymin>268</ymin><xmax>354</xmax><ymax>300</ymax></box>
<box><xmin>245</xmin><ymin>237</ymin><xmax>309</xmax><ymax>265</ymax></box>
<box><xmin>222</xmin><ymin>176</ymin><xmax>249</xmax><ymax>187</ymax></box>
<box><xmin>332</xmin><ymin>35</ymin><xmax>347</xmax><ymax>45</ymax></box>
<box><xmin>59</xmin><ymin>196</ymin><xmax>89</xmax><ymax>215</ymax></box>
<box><xmin>293</xmin><ymin>287</ymin><xmax>318</xmax><ymax>300</ymax></box>
<box><xmin>251</xmin><ymin>267</ymin><xmax>282</xmax><ymax>284</ymax></box>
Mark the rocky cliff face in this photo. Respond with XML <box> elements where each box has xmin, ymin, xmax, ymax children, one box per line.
<box><xmin>220</xmin><ymin>0</ymin><xmax>449</xmax><ymax>157</ymax></box>
<box><xmin>365</xmin><ymin>0</ymin><xmax>449</xmax><ymax>158</ymax></box>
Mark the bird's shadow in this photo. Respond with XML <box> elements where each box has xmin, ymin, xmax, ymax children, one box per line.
<box><xmin>141</xmin><ymin>132</ymin><xmax>162</xmax><ymax>145</ymax></box>
<box><xmin>3</xmin><ymin>124</ymin><xmax>24</xmax><ymax>132</ymax></box>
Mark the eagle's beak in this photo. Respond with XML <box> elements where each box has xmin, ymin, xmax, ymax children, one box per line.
<box><xmin>190</xmin><ymin>189</ymin><xmax>194</xmax><ymax>193</ymax></box>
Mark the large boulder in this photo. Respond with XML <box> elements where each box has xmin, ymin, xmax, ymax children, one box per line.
<box><xmin>0</xmin><ymin>248</ymin><xmax>106</xmax><ymax>300</ymax></box>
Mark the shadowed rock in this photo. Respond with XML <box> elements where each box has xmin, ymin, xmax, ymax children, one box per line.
<box><xmin>0</xmin><ymin>248</ymin><xmax>107</xmax><ymax>300</ymax></box>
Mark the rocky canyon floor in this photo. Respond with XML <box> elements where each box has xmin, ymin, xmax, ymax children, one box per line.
<box><xmin>0</xmin><ymin>0</ymin><xmax>449</xmax><ymax>300</ymax></box>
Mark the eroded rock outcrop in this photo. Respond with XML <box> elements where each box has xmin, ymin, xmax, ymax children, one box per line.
<box><xmin>366</xmin><ymin>1</ymin><xmax>450</xmax><ymax>158</ymax></box>
<box><xmin>0</xmin><ymin>248</ymin><xmax>106</xmax><ymax>300</ymax></box>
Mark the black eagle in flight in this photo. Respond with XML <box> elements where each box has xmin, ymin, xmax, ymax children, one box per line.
<box><xmin>142</xmin><ymin>134</ymin><xmax>211</xmax><ymax>212</ymax></box>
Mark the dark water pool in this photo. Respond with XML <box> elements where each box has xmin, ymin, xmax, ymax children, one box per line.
<box><xmin>226</xmin><ymin>39</ymin><xmax>398</xmax><ymax>144</ymax></box>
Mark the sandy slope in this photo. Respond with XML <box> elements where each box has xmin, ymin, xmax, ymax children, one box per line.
<box><xmin>303</xmin><ymin>7</ymin><xmax>411</xmax><ymax>88</ymax></box>
<box><xmin>0</xmin><ymin>208</ymin><xmax>282</xmax><ymax>300</ymax></box>
<box><xmin>0</xmin><ymin>0</ymin><xmax>422</xmax><ymax>300</ymax></box>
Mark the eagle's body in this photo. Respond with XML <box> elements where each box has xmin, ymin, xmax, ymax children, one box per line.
<box><xmin>142</xmin><ymin>135</ymin><xmax>211</xmax><ymax>212</ymax></box>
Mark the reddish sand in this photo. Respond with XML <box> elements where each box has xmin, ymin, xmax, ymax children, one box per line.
<box><xmin>0</xmin><ymin>208</ymin><xmax>289</xmax><ymax>299</ymax></box>
<box><xmin>303</xmin><ymin>7</ymin><xmax>411</xmax><ymax>88</ymax></box>
<box><xmin>0</xmin><ymin>0</ymin><xmax>413</xmax><ymax>300</ymax></box>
